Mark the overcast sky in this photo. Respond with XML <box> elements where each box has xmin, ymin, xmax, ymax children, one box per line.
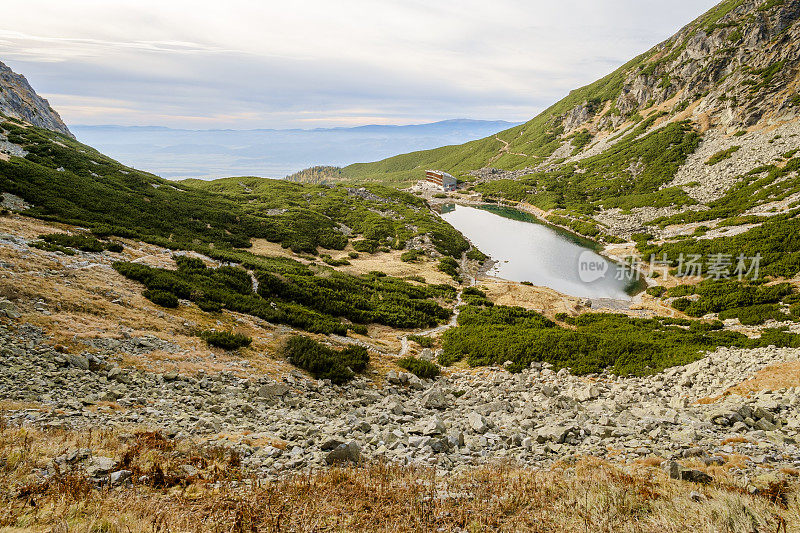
<box><xmin>0</xmin><ymin>0</ymin><xmax>719</xmax><ymax>129</ymax></box>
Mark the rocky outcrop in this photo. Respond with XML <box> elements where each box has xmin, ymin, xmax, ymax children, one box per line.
<box><xmin>560</xmin><ymin>0</ymin><xmax>800</xmax><ymax>155</ymax></box>
<box><xmin>0</xmin><ymin>59</ymin><xmax>73</xmax><ymax>138</ymax></box>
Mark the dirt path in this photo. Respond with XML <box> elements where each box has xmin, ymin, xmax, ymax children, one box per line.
<box><xmin>396</xmin><ymin>251</ymin><xmax>475</xmax><ymax>357</ymax></box>
<box><xmin>487</xmin><ymin>135</ymin><xmax>528</xmax><ymax>165</ymax></box>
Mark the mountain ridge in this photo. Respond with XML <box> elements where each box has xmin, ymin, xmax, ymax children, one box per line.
<box><xmin>334</xmin><ymin>0</ymin><xmax>800</xmax><ymax>190</ymax></box>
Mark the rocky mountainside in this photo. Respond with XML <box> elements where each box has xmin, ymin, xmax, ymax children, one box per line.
<box><xmin>0</xmin><ymin>59</ymin><xmax>73</xmax><ymax>138</ymax></box>
<box><xmin>338</xmin><ymin>0</ymin><xmax>800</xmax><ymax>199</ymax></box>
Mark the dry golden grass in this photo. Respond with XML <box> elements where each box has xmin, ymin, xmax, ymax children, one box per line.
<box><xmin>724</xmin><ymin>361</ymin><xmax>800</xmax><ymax>397</ymax></box>
<box><xmin>0</xmin><ymin>424</ymin><xmax>797</xmax><ymax>532</ymax></box>
<box><xmin>479</xmin><ymin>278</ymin><xmax>584</xmax><ymax>317</ymax></box>
<box><xmin>635</xmin><ymin>456</ymin><xmax>666</xmax><ymax>468</ymax></box>
<box><xmin>721</xmin><ymin>436</ymin><xmax>753</xmax><ymax>446</ymax></box>
<box><xmin>248</xmin><ymin>238</ymin><xmax>457</xmax><ymax>286</ymax></box>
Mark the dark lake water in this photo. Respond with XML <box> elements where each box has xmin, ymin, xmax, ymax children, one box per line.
<box><xmin>440</xmin><ymin>204</ymin><xmax>642</xmax><ymax>300</ymax></box>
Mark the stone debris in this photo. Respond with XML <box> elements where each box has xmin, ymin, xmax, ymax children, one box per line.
<box><xmin>1</xmin><ymin>322</ymin><xmax>799</xmax><ymax>481</ymax></box>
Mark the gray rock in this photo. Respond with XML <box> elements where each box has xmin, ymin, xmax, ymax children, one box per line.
<box><xmin>663</xmin><ymin>460</ymin><xmax>713</xmax><ymax>484</ymax></box>
<box><xmin>755</xmin><ymin>418</ymin><xmax>778</xmax><ymax>432</ymax></box>
<box><xmin>258</xmin><ymin>382</ymin><xmax>289</xmax><ymax>398</ymax></box>
<box><xmin>680</xmin><ymin>469</ymin><xmax>713</xmax><ymax>484</ymax></box>
<box><xmin>537</xmin><ymin>425</ymin><xmax>570</xmax><ymax>444</ymax></box>
<box><xmin>0</xmin><ymin>299</ymin><xmax>21</xmax><ymax>319</ymax></box>
<box><xmin>421</xmin><ymin>388</ymin><xmax>448</xmax><ymax>410</ymax></box>
<box><xmin>180</xmin><ymin>464</ymin><xmax>199</xmax><ymax>477</ymax></box>
<box><xmin>325</xmin><ymin>441</ymin><xmax>362</xmax><ymax>465</ymax></box>
<box><xmin>320</xmin><ymin>437</ymin><xmax>345</xmax><ymax>451</ymax></box>
<box><xmin>467</xmin><ymin>412</ymin><xmax>490</xmax><ymax>434</ymax></box>
<box><xmin>66</xmin><ymin>354</ymin><xmax>89</xmax><ymax>370</ymax></box>
<box><xmin>574</xmin><ymin>385</ymin><xmax>600</xmax><ymax>402</ymax></box>
<box><xmin>86</xmin><ymin>456</ymin><xmax>118</xmax><ymax>477</ymax></box>
<box><xmin>110</xmin><ymin>470</ymin><xmax>132</xmax><ymax>486</ymax></box>
<box><xmin>422</xmin><ymin>417</ymin><xmax>446</xmax><ymax>436</ymax></box>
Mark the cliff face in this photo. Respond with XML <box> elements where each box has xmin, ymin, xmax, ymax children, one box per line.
<box><xmin>0</xmin><ymin>60</ymin><xmax>73</xmax><ymax>138</ymax></box>
<box><xmin>572</xmin><ymin>0</ymin><xmax>800</xmax><ymax>134</ymax></box>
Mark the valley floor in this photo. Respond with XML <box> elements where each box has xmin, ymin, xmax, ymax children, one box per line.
<box><xmin>2</xmin><ymin>213</ymin><xmax>800</xmax><ymax>531</ymax></box>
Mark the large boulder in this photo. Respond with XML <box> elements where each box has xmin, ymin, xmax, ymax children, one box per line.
<box><xmin>86</xmin><ymin>456</ymin><xmax>118</xmax><ymax>477</ymax></box>
<box><xmin>258</xmin><ymin>382</ymin><xmax>289</xmax><ymax>398</ymax></box>
<box><xmin>421</xmin><ymin>388</ymin><xmax>448</xmax><ymax>410</ymax></box>
<box><xmin>0</xmin><ymin>299</ymin><xmax>21</xmax><ymax>319</ymax></box>
<box><xmin>662</xmin><ymin>460</ymin><xmax>713</xmax><ymax>484</ymax></box>
<box><xmin>466</xmin><ymin>412</ymin><xmax>490</xmax><ymax>434</ymax></box>
<box><xmin>325</xmin><ymin>441</ymin><xmax>362</xmax><ymax>465</ymax></box>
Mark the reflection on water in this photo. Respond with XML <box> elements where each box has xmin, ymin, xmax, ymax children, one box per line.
<box><xmin>440</xmin><ymin>204</ymin><xmax>642</xmax><ymax>300</ymax></box>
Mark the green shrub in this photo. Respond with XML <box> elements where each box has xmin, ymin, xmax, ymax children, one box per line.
<box><xmin>115</xmin><ymin>255</ymin><xmax>453</xmax><ymax>335</ymax></box>
<box><xmin>718</xmin><ymin>304</ymin><xmax>788</xmax><ymax>325</ymax></box>
<box><xmin>706</xmin><ymin>146</ymin><xmax>740</xmax><ymax>165</ymax></box>
<box><xmin>348</xmin><ymin>251</ymin><xmax>359</xmax><ymax>259</ymax></box>
<box><xmin>201</xmin><ymin>330</ymin><xmax>252</xmax><ymax>350</ymax></box>
<box><xmin>646</xmin><ymin>286</ymin><xmax>667</xmax><ymax>297</ymax></box>
<box><xmin>321</xmin><ymin>254</ymin><xmax>350</xmax><ymax>266</ymax></box>
<box><xmin>38</xmin><ymin>233</ymin><xmax>120</xmax><ymax>253</ymax></box>
<box><xmin>401</xmin><ymin>249</ymin><xmax>424</xmax><ymax>263</ymax></box>
<box><xmin>437</xmin><ymin>257</ymin><xmax>461</xmax><ymax>281</ymax></box>
<box><xmin>283</xmin><ymin>336</ymin><xmax>369</xmax><ymax>384</ymax></box>
<box><xmin>352</xmin><ymin>239</ymin><xmax>379</xmax><ymax>253</ymax></box>
<box><xmin>143</xmin><ymin>289</ymin><xmax>179</xmax><ymax>308</ymax></box>
<box><xmin>196</xmin><ymin>299</ymin><xmax>223</xmax><ymax>312</ymax></box>
<box><xmin>466</xmin><ymin>248</ymin><xmax>488</xmax><ymax>261</ymax></box>
<box><xmin>672</xmin><ymin>279</ymin><xmax>793</xmax><ymax>319</ymax></box>
<box><xmin>397</xmin><ymin>356</ymin><xmax>440</xmax><ymax>379</ymax></box>
<box><xmin>439</xmin><ymin>303</ymin><xmax>800</xmax><ymax>376</ymax></box>
<box><xmin>408</xmin><ymin>334</ymin><xmax>434</xmax><ymax>348</ymax></box>
<box><xmin>463</xmin><ymin>287</ymin><xmax>486</xmax><ymax>298</ymax></box>
<box><xmin>570</xmin><ymin>130</ymin><xmax>593</xmax><ymax>153</ymax></box>
<box><xmin>30</xmin><ymin>241</ymin><xmax>76</xmax><ymax>255</ymax></box>
<box><xmin>672</xmin><ymin>298</ymin><xmax>694</xmax><ymax>312</ymax></box>
<box><xmin>462</xmin><ymin>286</ymin><xmax>493</xmax><ymax>306</ymax></box>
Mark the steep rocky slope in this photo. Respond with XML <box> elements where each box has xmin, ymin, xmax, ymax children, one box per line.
<box><xmin>0</xmin><ymin>60</ymin><xmax>73</xmax><ymax>138</ymax></box>
<box><xmin>335</xmin><ymin>0</ymin><xmax>800</xmax><ymax>209</ymax></box>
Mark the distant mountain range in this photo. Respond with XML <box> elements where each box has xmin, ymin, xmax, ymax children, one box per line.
<box><xmin>70</xmin><ymin>120</ymin><xmax>519</xmax><ymax>180</ymax></box>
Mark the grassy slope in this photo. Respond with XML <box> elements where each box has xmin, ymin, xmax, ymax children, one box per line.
<box><xmin>0</xmin><ymin>119</ymin><xmax>470</xmax><ymax>258</ymax></box>
<box><xmin>339</xmin><ymin>51</ymin><xmax>656</xmax><ymax>186</ymax></box>
<box><xmin>0</xmin><ymin>119</ymin><xmax>468</xmax><ymax>338</ymax></box>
